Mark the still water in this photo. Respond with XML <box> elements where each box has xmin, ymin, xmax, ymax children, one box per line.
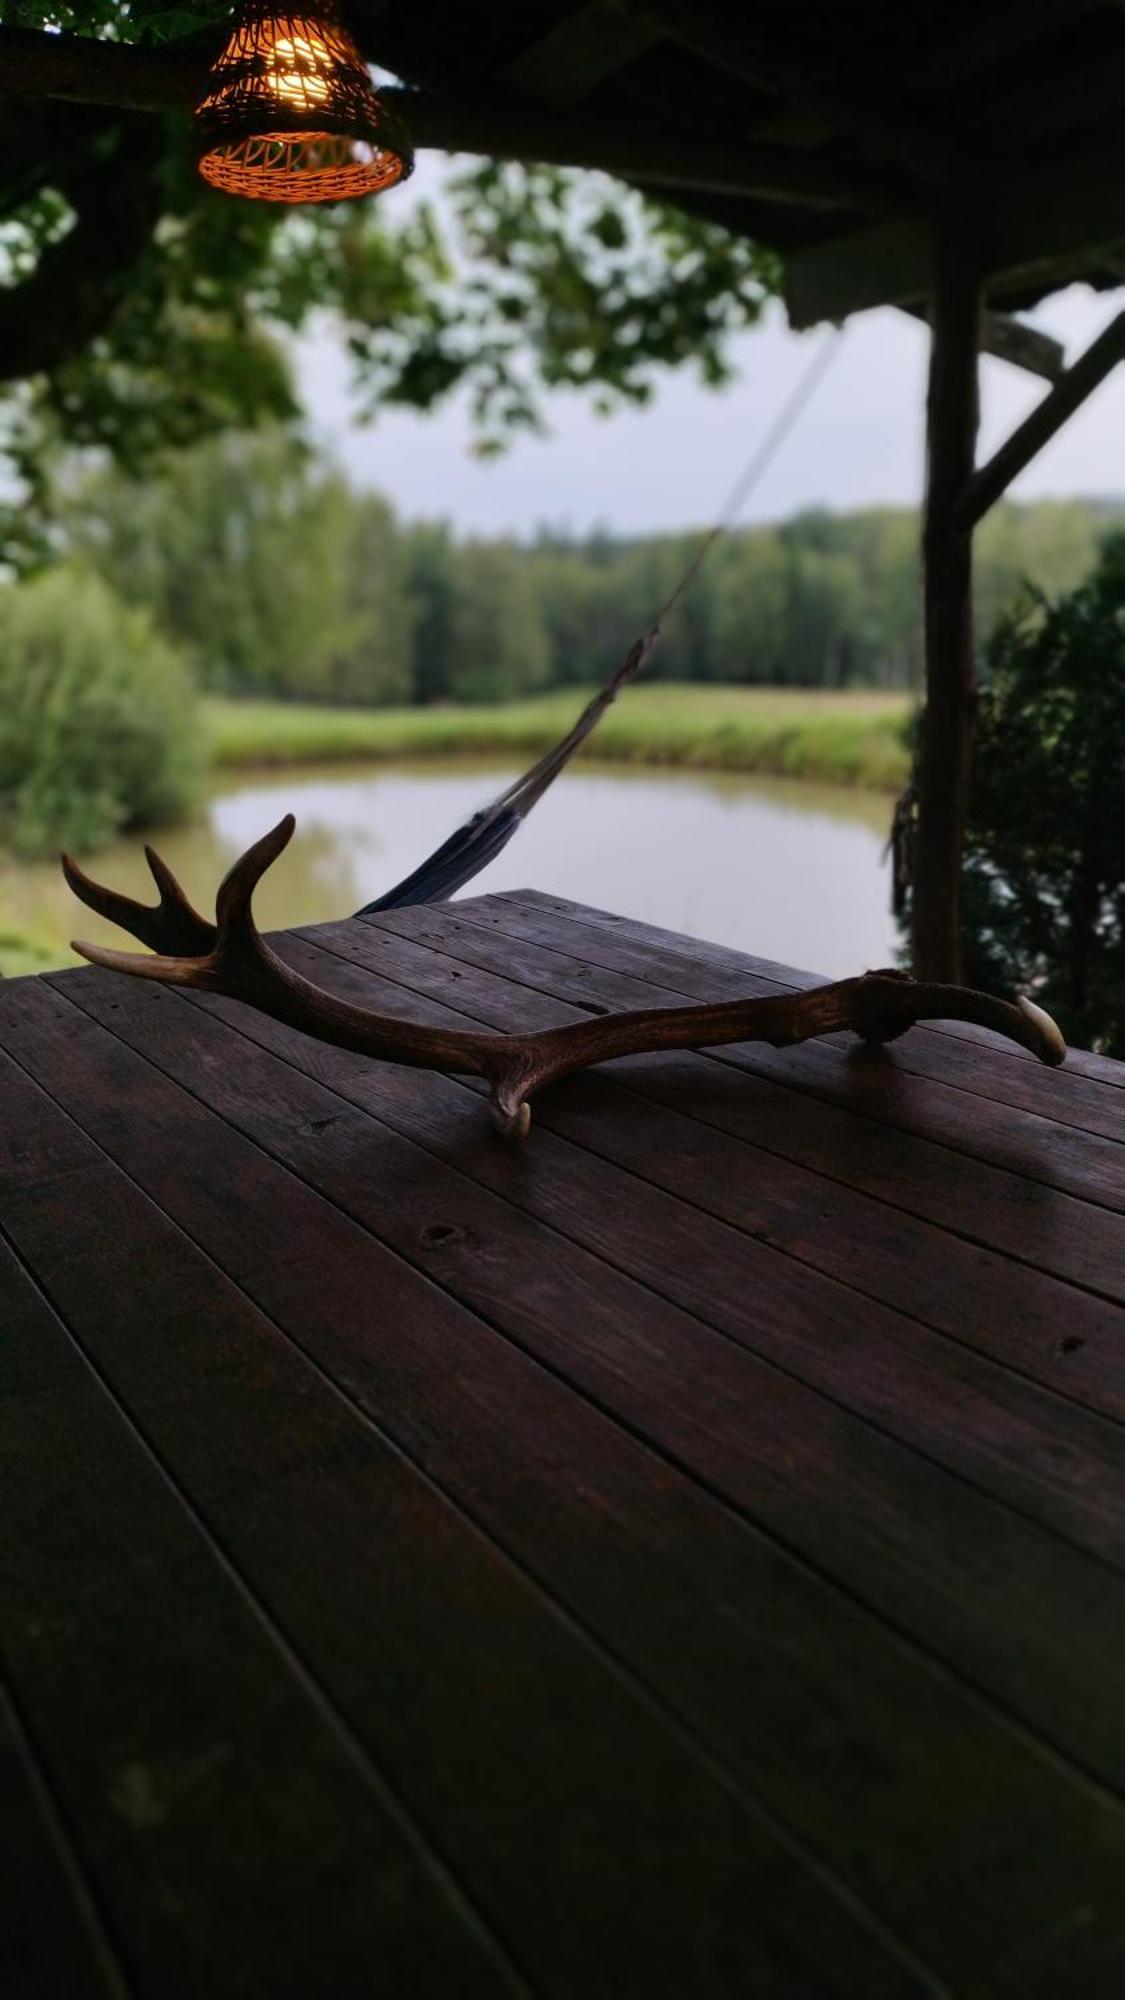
<box><xmin>11</xmin><ymin>760</ymin><xmax>899</xmax><ymax>978</ymax></box>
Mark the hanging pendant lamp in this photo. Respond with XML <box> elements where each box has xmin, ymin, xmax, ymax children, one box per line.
<box><xmin>196</xmin><ymin>0</ymin><xmax>413</xmax><ymax>204</ymax></box>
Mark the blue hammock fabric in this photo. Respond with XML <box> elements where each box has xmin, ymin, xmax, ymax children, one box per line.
<box><xmin>353</xmin><ymin>628</ymin><xmax>659</xmax><ymax>916</ymax></box>
<box><xmin>357</xmin><ymin>804</ymin><xmax>524</xmax><ymax>913</ymax></box>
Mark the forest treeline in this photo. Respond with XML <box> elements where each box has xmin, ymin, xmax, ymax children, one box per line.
<box><xmin>61</xmin><ymin>430</ymin><xmax>1122</xmax><ymax>706</ymax></box>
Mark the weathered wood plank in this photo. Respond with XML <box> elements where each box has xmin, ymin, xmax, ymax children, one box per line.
<box><xmin>362</xmin><ymin>899</ymin><xmax>1124</xmax><ymax>1301</ymax></box>
<box><xmin>0</xmin><ymin>1676</ymin><xmax>125</xmax><ymax>2000</ymax></box>
<box><xmin>0</xmin><ymin>1229</ymin><xmax>507</xmax><ymax>1998</ymax></box>
<box><xmin>0</xmin><ymin>1028</ymin><xmax>911</xmax><ymax>1999</ymax></box>
<box><xmin>18</xmin><ymin>972</ymin><xmax>1125</xmax><ymax>1797</ymax></box>
<box><xmin>493</xmin><ymin>887</ymin><xmax>1125</xmax><ymax>1134</ymax></box>
<box><xmin>416</xmin><ymin>894</ymin><xmax>1125</xmax><ymax>1206</ymax></box>
<box><xmin>287</xmin><ymin>920</ymin><xmax>1125</xmax><ymax>1548</ymax></box>
<box><xmin>328</xmin><ymin>907</ymin><xmax>1125</xmax><ymax>1410</ymax></box>
<box><xmin>5</xmin><ymin>975</ymin><xmax>1125</xmax><ymax>1994</ymax></box>
<box><xmin>500</xmin><ymin>887</ymin><xmax>1125</xmax><ymax>1093</ymax></box>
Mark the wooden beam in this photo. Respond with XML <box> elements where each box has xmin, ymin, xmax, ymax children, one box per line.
<box><xmin>501</xmin><ymin>3</ymin><xmax>659</xmax><ymax>105</ymax></box>
<box><xmin>953</xmin><ymin>310</ymin><xmax>1125</xmax><ymax>529</ymax></box>
<box><xmin>0</xmin><ymin>24</ymin><xmax>208</xmax><ymax>111</ymax></box>
<box><xmin>978</xmin><ymin>312</ymin><xmax>1065</xmax><ymax>384</ymax></box>
<box><xmin>920</xmin><ymin>0</ymin><xmax>1106</xmax><ymax>91</ymax></box>
<box><xmin>0</xmin><ymin>25</ymin><xmax>899</xmax><ymax>212</ymax></box>
<box><xmin>969</xmin><ymin>44</ymin><xmax>1125</xmax><ymax>157</ymax></box>
<box><xmin>785</xmin><ymin>217</ymin><xmax>929</xmax><ymax>325</ymax></box>
<box><xmin>607</xmin><ymin>0</ymin><xmax>954</xmax><ymax>180</ymax></box>
<box><xmin>627</xmin><ymin>179</ymin><xmax>828</xmax><ymax>258</ymax></box>
<box><xmin>905</xmin><ymin>307</ymin><xmax>1066</xmax><ymax>384</ymax></box>
<box><xmin>511</xmin><ymin>5</ymin><xmax>828</xmax><ymax>147</ymax></box>
<box><xmin>912</xmin><ymin>214</ymin><xmax>983</xmax><ymax>986</ymax></box>
<box><xmin>402</xmin><ymin>92</ymin><xmax>897</xmax><ymax>209</ymax></box>
<box><xmin>784</xmin><ymin>144</ymin><xmax>1125</xmax><ymax>326</ymax></box>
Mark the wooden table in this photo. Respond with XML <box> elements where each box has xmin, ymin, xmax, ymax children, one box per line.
<box><xmin>4</xmin><ymin>889</ymin><xmax>1124</xmax><ymax>1999</ymax></box>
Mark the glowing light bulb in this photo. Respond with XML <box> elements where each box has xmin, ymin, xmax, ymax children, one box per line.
<box><xmin>269</xmin><ymin>30</ymin><xmax>333</xmax><ymax>108</ymax></box>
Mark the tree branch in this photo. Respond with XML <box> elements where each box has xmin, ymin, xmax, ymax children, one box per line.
<box><xmin>0</xmin><ymin>118</ymin><xmax>163</xmax><ymax>383</ymax></box>
<box><xmin>0</xmin><ymin>23</ymin><xmax>209</xmax><ymax>112</ymax></box>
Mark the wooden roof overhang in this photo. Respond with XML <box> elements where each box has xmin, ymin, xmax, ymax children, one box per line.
<box><xmin>4</xmin><ymin>0</ymin><xmax>1125</xmax><ymax>349</ymax></box>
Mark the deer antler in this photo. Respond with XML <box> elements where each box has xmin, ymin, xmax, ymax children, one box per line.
<box><xmin>63</xmin><ymin>842</ymin><xmax>217</xmax><ymax>956</ymax></box>
<box><xmin>66</xmin><ymin>816</ymin><xmax>1067</xmax><ymax>1138</ymax></box>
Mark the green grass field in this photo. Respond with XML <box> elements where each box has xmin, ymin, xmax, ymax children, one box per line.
<box><xmin>206</xmin><ymin>685</ymin><xmax>913</xmax><ymax>792</ymax></box>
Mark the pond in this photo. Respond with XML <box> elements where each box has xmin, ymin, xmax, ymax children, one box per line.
<box><xmin>6</xmin><ymin>759</ymin><xmax>899</xmax><ymax>979</ymax></box>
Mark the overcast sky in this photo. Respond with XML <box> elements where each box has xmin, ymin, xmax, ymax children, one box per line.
<box><xmin>296</xmin><ymin>165</ymin><xmax>1125</xmax><ymax>539</ymax></box>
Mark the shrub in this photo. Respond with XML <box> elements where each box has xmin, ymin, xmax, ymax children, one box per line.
<box><xmin>958</xmin><ymin>539</ymin><xmax>1125</xmax><ymax>1056</ymax></box>
<box><xmin>0</xmin><ymin>568</ymin><xmax>201</xmax><ymax>857</ymax></box>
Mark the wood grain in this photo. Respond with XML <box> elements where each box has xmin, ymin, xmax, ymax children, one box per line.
<box><xmin>500</xmin><ymin>887</ymin><xmax>1125</xmax><ymax>1095</ymax></box>
<box><xmin>0</xmin><ymin>1228</ymin><xmax>506</xmax><ymax>1998</ymax></box>
<box><xmin>6</xmin><ymin>889</ymin><xmax>1125</xmax><ymax>2000</ymax></box>
<box><xmin>0</xmin><ymin>1024</ymin><xmax>913</xmax><ymax>1999</ymax></box>
<box><xmin>324</xmin><ymin>907</ymin><xmax>1125</xmax><ymax>1416</ymax></box>
<box><xmin>17</xmin><ymin>971</ymin><xmax>1125</xmax><ymax>1787</ymax></box>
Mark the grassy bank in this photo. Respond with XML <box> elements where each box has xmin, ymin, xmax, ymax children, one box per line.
<box><xmin>1</xmin><ymin>687</ymin><xmax>910</xmax><ymax>978</ymax></box>
<box><xmin>206</xmin><ymin>685</ymin><xmax>913</xmax><ymax>792</ymax></box>
<box><xmin>0</xmin><ymin>921</ymin><xmax>65</xmax><ymax>979</ymax></box>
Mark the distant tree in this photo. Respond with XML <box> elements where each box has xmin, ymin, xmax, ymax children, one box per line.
<box><xmin>956</xmin><ymin>535</ymin><xmax>1125</xmax><ymax>1055</ymax></box>
<box><xmin>325</xmin><ymin>490</ymin><xmax>414</xmax><ymax>705</ymax></box>
<box><xmin>525</xmin><ymin>544</ymin><xmax>624</xmax><ymax>687</ymax></box>
<box><xmin>445</xmin><ymin>545</ymin><xmax>550</xmax><ymax>703</ymax></box>
<box><xmin>712</xmin><ymin>533</ymin><xmax>790</xmax><ymax>683</ymax></box>
<box><xmin>54</xmin><ymin>442</ymin><xmax>1125</xmax><ymax>708</ymax></box>
<box><xmin>779</xmin><ymin>545</ymin><xmax>863</xmax><ymax>686</ymax></box>
<box><xmin>403</xmin><ymin>523</ymin><xmax>461</xmax><ymax>704</ymax></box>
<box><xmin>64</xmin><ymin>431</ymin><xmax>413</xmax><ymax>702</ymax></box>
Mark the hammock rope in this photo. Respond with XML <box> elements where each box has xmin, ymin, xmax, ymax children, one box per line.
<box><xmin>356</xmin><ymin>326</ymin><xmax>845</xmax><ymax>915</ymax></box>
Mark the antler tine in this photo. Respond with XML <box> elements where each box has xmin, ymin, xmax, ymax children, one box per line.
<box><xmin>61</xmin><ymin>846</ymin><xmax>215</xmax><ymax>956</ymax></box>
<box><xmin>1015</xmin><ymin>996</ymin><xmax>1068</xmax><ymax>1066</ymax></box>
<box><xmin>70</xmin><ymin>936</ymin><xmax>215</xmax><ymax>985</ymax></box>
<box><xmin>144</xmin><ymin>844</ymin><xmax>217</xmax><ymax>951</ymax></box>
<box><xmin>214</xmin><ymin>814</ymin><xmax>296</xmax><ymax>942</ymax></box>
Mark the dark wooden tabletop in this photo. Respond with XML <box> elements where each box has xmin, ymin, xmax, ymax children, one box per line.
<box><xmin>3</xmin><ymin>889</ymin><xmax>1124</xmax><ymax>1999</ymax></box>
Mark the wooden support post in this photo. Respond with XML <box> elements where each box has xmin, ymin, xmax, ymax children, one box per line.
<box><xmin>912</xmin><ymin>216</ymin><xmax>982</xmax><ymax>984</ymax></box>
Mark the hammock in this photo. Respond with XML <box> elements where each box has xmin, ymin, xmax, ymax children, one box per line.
<box><xmin>355</xmin><ymin>330</ymin><xmax>841</xmax><ymax>916</ymax></box>
<box><xmin>354</xmin><ymin>627</ymin><xmax>658</xmax><ymax>912</ymax></box>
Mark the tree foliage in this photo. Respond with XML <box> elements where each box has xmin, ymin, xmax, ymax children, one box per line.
<box><xmin>444</xmin><ymin>542</ymin><xmax>550</xmax><ymax>703</ymax></box>
<box><xmin>956</xmin><ymin>537</ymin><xmax>1125</xmax><ymax>1057</ymax></box>
<box><xmin>51</xmin><ymin>432</ymin><xmax>1119</xmax><ymax>711</ymax></box>
<box><xmin>0</xmin><ymin>0</ymin><xmax>779</xmax><ymax>564</ymax></box>
<box><xmin>66</xmin><ymin>431</ymin><xmax>414</xmax><ymax>701</ymax></box>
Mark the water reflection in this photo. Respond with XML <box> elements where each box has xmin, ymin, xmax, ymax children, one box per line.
<box><xmin>6</xmin><ymin>758</ymin><xmax>897</xmax><ymax>978</ymax></box>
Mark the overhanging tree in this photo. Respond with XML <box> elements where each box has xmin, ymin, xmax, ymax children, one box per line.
<box><xmin>0</xmin><ymin>2</ymin><xmax>779</xmax><ymax>565</ymax></box>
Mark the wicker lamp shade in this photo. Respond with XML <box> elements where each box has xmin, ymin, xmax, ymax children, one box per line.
<box><xmin>196</xmin><ymin>0</ymin><xmax>413</xmax><ymax>203</ymax></box>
